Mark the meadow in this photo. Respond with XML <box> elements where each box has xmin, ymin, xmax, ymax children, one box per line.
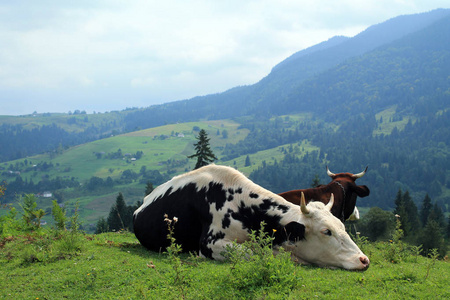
<box><xmin>1</xmin><ymin>227</ymin><xmax>449</xmax><ymax>299</ymax></box>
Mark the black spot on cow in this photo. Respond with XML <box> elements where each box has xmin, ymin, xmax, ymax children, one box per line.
<box><xmin>259</xmin><ymin>199</ymin><xmax>276</xmax><ymax>210</ymax></box>
<box><xmin>277</xmin><ymin>204</ymin><xmax>289</xmax><ymax>214</ymax></box>
<box><xmin>222</xmin><ymin>209</ymin><xmax>233</xmax><ymax>229</ymax></box>
<box><xmin>227</xmin><ymin>194</ymin><xmax>234</xmax><ymax>201</ymax></box>
<box><xmin>231</xmin><ymin>201</ymin><xmax>282</xmax><ymax>233</ymax></box>
<box><xmin>205</xmin><ymin>182</ymin><xmax>227</xmax><ymax>211</ymax></box>
<box><xmin>228</xmin><ymin>188</ymin><xmax>235</xmax><ymax>195</ymax></box>
<box><xmin>273</xmin><ymin>221</ymin><xmax>306</xmax><ymax>245</ymax></box>
<box><xmin>235</xmin><ymin>188</ymin><xmax>243</xmax><ymax>194</ymax></box>
<box><xmin>259</xmin><ymin>199</ymin><xmax>290</xmax><ymax>214</ymax></box>
<box><xmin>250</xmin><ymin>192</ymin><xmax>259</xmax><ymax>199</ymax></box>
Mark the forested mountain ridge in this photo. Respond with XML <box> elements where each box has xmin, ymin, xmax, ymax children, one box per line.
<box><xmin>270</xmin><ymin>13</ymin><xmax>450</xmax><ymax>121</ymax></box>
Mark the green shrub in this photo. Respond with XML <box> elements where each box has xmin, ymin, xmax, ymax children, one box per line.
<box><xmin>222</xmin><ymin>222</ymin><xmax>298</xmax><ymax>298</ymax></box>
<box><xmin>51</xmin><ymin>200</ymin><xmax>67</xmax><ymax>231</ymax></box>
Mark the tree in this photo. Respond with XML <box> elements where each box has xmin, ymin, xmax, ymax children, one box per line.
<box><xmin>107</xmin><ymin>192</ymin><xmax>128</xmax><ymax>231</ymax></box>
<box><xmin>447</xmin><ymin>216</ymin><xmax>450</xmax><ymax>239</ymax></box>
<box><xmin>310</xmin><ymin>174</ymin><xmax>321</xmax><ymax>188</ymax></box>
<box><xmin>393</xmin><ymin>189</ymin><xmax>419</xmax><ymax>240</ymax></box>
<box><xmin>188</xmin><ymin>129</ymin><xmax>217</xmax><ymax>169</ymax></box>
<box><xmin>393</xmin><ymin>189</ymin><xmax>410</xmax><ymax>235</ymax></box>
<box><xmin>145</xmin><ymin>181</ymin><xmax>154</xmax><ymax>196</ymax></box>
<box><xmin>51</xmin><ymin>200</ymin><xmax>67</xmax><ymax>230</ymax></box>
<box><xmin>419</xmin><ymin>220</ymin><xmax>447</xmax><ymax>257</ymax></box>
<box><xmin>53</xmin><ymin>191</ymin><xmax>64</xmax><ymax>204</ymax></box>
<box><xmin>222</xmin><ymin>129</ymin><xmax>228</xmax><ymax>139</ymax></box>
<box><xmin>428</xmin><ymin>203</ymin><xmax>446</xmax><ymax>229</ymax></box>
<box><xmin>245</xmin><ymin>155</ymin><xmax>251</xmax><ymax>167</ymax></box>
<box><xmin>403</xmin><ymin>191</ymin><xmax>420</xmax><ymax>234</ymax></box>
<box><xmin>359</xmin><ymin>207</ymin><xmax>396</xmax><ymax>241</ymax></box>
<box><xmin>96</xmin><ymin>217</ymin><xmax>109</xmax><ymax>234</ymax></box>
<box><xmin>19</xmin><ymin>194</ymin><xmax>45</xmax><ymax>229</ymax></box>
<box><xmin>420</xmin><ymin>194</ymin><xmax>432</xmax><ymax>226</ymax></box>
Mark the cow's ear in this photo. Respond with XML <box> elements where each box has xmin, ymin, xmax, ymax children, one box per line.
<box><xmin>274</xmin><ymin>222</ymin><xmax>306</xmax><ymax>244</ymax></box>
<box><xmin>351</xmin><ymin>185</ymin><xmax>370</xmax><ymax>197</ymax></box>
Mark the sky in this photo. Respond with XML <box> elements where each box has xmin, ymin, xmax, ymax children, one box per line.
<box><xmin>1</xmin><ymin>1</ymin><xmax>449</xmax><ymax>116</ymax></box>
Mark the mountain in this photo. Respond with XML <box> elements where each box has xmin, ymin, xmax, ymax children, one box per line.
<box><xmin>123</xmin><ymin>9</ymin><xmax>450</xmax><ymax>130</ymax></box>
<box><xmin>270</xmin><ymin>12</ymin><xmax>450</xmax><ymax>120</ymax></box>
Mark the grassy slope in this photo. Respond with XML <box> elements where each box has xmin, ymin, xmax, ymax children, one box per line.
<box><xmin>1</xmin><ymin>231</ymin><xmax>448</xmax><ymax>299</ymax></box>
<box><xmin>12</xmin><ymin>119</ymin><xmax>250</xmax><ymax>183</ymax></box>
<box><xmin>373</xmin><ymin>105</ymin><xmax>415</xmax><ymax>136</ymax></box>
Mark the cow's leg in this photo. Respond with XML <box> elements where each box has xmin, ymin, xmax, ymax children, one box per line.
<box><xmin>200</xmin><ymin>239</ymin><xmax>235</xmax><ymax>260</ymax></box>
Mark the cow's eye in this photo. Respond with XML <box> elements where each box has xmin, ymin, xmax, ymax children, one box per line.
<box><xmin>322</xmin><ymin>229</ymin><xmax>332</xmax><ymax>236</ymax></box>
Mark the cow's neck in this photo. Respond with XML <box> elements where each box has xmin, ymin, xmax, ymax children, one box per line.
<box><xmin>334</xmin><ymin>181</ymin><xmax>346</xmax><ymax>222</ymax></box>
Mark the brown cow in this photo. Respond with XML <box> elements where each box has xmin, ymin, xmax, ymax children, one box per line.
<box><xmin>278</xmin><ymin>166</ymin><xmax>370</xmax><ymax>222</ymax></box>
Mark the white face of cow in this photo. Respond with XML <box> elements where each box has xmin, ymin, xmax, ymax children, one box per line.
<box><xmin>283</xmin><ymin>196</ymin><xmax>369</xmax><ymax>271</ymax></box>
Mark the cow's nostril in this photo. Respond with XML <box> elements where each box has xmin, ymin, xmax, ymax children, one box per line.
<box><xmin>360</xmin><ymin>256</ymin><xmax>370</xmax><ymax>267</ymax></box>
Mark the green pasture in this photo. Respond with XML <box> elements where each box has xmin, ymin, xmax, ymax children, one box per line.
<box><xmin>224</xmin><ymin>140</ymin><xmax>320</xmax><ymax>175</ymax></box>
<box><xmin>373</xmin><ymin>106</ymin><xmax>415</xmax><ymax>136</ymax></box>
<box><xmin>1</xmin><ymin>231</ymin><xmax>449</xmax><ymax>299</ymax></box>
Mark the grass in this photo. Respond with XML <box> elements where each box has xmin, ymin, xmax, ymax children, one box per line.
<box><xmin>223</xmin><ymin>140</ymin><xmax>320</xmax><ymax>175</ymax></box>
<box><xmin>1</xmin><ymin>230</ymin><xmax>449</xmax><ymax>299</ymax></box>
<box><xmin>373</xmin><ymin>106</ymin><xmax>415</xmax><ymax>136</ymax></box>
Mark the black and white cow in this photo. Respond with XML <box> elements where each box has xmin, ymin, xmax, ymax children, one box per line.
<box><xmin>133</xmin><ymin>165</ymin><xmax>370</xmax><ymax>270</ymax></box>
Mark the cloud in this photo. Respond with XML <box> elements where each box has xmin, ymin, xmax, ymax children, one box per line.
<box><xmin>0</xmin><ymin>0</ymin><xmax>449</xmax><ymax>114</ymax></box>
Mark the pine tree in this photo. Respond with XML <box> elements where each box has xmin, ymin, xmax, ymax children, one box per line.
<box><xmin>428</xmin><ymin>203</ymin><xmax>446</xmax><ymax>229</ymax></box>
<box><xmin>393</xmin><ymin>189</ymin><xmax>410</xmax><ymax>237</ymax></box>
<box><xmin>420</xmin><ymin>194</ymin><xmax>432</xmax><ymax>227</ymax></box>
<box><xmin>310</xmin><ymin>174</ymin><xmax>321</xmax><ymax>188</ymax></box>
<box><xmin>96</xmin><ymin>217</ymin><xmax>109</xmax><ymax>234</ymax></box>
<box><xmin>188</xmin><ymin>129</ymin><xmax>217</xmax><ymax>169</ymax></box>
<box><xmin>420</xmin><ymin>220</ymin><xmax>446</xmax><ymax>257</ymax></box>
<box><xmin>446</xmin><ymin>216</ymin><xmax>450</xmax><ymax>239</ymax></box>
<box><xmin>403</xmin><ymin>191</ymin><xmax>420</xmax><ymax>234</ymax></box>
<box><xmin>107</xmin><ymin>192</ymin><xmax>128</xmax><ymax>231</ymax></box>
<box><xmin>245</xmin><ymin>155</ymin><xmax>251</xmax><ymax>167</ymax></box>
<box><xmin>145</xmin><ymin>181</ymin><xmax>154</xmax><ymax>196</ymax></box>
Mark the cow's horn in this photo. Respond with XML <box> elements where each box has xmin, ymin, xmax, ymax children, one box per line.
<box><xmin>352</xmin><ymin>166</ymin><xmax>368</xmax><ymax>179</ymax></box>
<box><xmin>300</xmin><ymin>192</ymin><xmax>309</xmax><ymax>214</ymax></box>
<box><xmin>325</xmin><ymin>193</ymin><xmax>334</xmax><ymax>211</ymax></box>
<box><xmin>326</xmin><ymin>166</ymin><xmax>335</xmax><ymax>177</ymax></box>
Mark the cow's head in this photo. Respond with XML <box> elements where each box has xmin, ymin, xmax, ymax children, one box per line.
<box><xmin>326</xmin><ymin>166</ymin><xmax>370</xmax><ymax>221</ymax></box>
<box><xmin>281</xmin><ymin>193</ymin><xmax>369</xmax><ymax>271</ymax></box>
